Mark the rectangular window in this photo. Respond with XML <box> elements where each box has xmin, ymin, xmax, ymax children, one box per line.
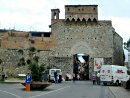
<box><xmin>44</xmin><ymin>33</ymin><xmax>50</xmax><ymax>37</ymax></box>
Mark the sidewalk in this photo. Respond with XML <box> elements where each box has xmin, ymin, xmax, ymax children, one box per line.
<box><xmin>0</xmin><ymin>78</ymin><xmax>24</xmax><ymax>84</ymax></box>
<box><xmin>109</xmin><ymin>86</ymin><xmax>130</xmax><ymax>98</ymax></box>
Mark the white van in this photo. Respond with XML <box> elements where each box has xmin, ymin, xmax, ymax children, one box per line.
<box><xmin>44</xmin><ymin>69</ymin><xmax>62</xmax><ymax>82</ymax></box>
<box><xmin>100</xmin><ymin>65</ymin><xmax>129</xmax><ymax>85</ymax></box>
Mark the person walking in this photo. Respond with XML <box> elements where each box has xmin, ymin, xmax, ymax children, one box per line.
<box><xmin>91</xmin><ymin>72</ymin><xmax>96</xmax><ymax>85</ymax></box>
<box><xmin>96</xmin><ymin>72</ymin><xmax>100</xmax><ymax>85</ymax></box>
<box><xmin>54</xmin><ymin>71</ymin><xmax>58</xmax><ymax>83</ymax></box>
<box><xmin>72</xmin><ymin>73</ymin><xmax>76</xmax><ymax>83</ymax></box>
<box><xmin>58</xmin><ymin>71</ymin><xmax>62</xmax><ymax>83</ymax></box>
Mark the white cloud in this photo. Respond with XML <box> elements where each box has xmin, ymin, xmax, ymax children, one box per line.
<box><xmin>0</xmin><ymin>0</ymin><xmax>52</xmax><ymax>31</ymax></box>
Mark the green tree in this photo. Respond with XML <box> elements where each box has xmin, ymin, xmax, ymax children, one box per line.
<box><xmin>29</xmin><ymin>57</ymin><xmax>45</xmax><ymax>81</ymax></box>
<box><xmin>124</xmin><ymin>39</ymin><xmax>130</xmax><ymax>52</ymax></box>
<box><xmin>28</xmin><ymin>47</ymin><xmax>46</xmax><ymax>81</ymax></box>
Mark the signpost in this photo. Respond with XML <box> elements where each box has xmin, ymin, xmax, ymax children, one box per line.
<box><xmin>25</xmin><ymin>73</ymin><xmax>31</xmax><ymax>92</ymax></box>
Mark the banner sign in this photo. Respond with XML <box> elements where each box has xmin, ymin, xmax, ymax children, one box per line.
<box><xmin>94</xmin><ymin>58</ymin><xmax>104</xmax><ymax>71</ymax></box>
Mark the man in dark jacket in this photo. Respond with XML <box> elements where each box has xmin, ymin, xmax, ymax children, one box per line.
<box><xmin>54</xmin><ymin>71</ymin><xmax>58</xmax><ymax>83</ymax></box>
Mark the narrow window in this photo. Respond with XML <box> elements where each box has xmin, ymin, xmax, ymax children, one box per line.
<box><xmin>82</xmin><ymin>18</ymin><xmax>86</xmax><ymax>22</ymax></box>
<box><xmin>77</xmin><ymin>18</ymin><xmax>80</xmax><ymax>22</ymax></box>
<box><xmin>88</xmin><ymin>18</ymin><xmax>91</xmax><ymax>22</ymax></box>
<box><xmin>72</xmin><ymin>18</ymin><xmax>75</xmax><ymax>22</ymax></box>
<box><xmin>93</xmin><ymin>18</ymin><xmax>97</xmax><ymax>22</ymax></box>
<box><xmin>44</xmin><ymin>33</ymin><xmax>50</xmax><ymax>37</ymax></box>
<box><xmin>68</xmin><ymin>8</ymin><xmax>70</xmax><ymax>11</ymax></box>
<box><xmin>54</xmin><ymin>12</ymin><xmax>56</xmax><ymax>19</ymax></box>
<box><xmin>66</xmin><ymin>18</ymin><xmax>70</xmax><ymax>22</ymax></box>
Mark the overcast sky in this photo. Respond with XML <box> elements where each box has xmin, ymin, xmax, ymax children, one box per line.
<box><xmin>0</xmin><ymin>0</ymin><xmax>130</xmax><ymax>61</ymax></box>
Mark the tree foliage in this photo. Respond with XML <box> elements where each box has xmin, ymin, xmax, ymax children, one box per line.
<box><xmin>124</xmin><ymin>39</ymin><xmax>130</xmax><ymax>52</ymax></box>
<box><xmin>28</xmin><ymin>47</ymin><xmax>46</xmax><ymax>81</ymax></box>
<box><xmin>29</xmin><ymin>47</ymin><xmax>36</xmax><ymax>53</ymax></box>
<box><xmin>29</xmin><ymin>61</ymin><xmax>45</xmax><ymax>81</ymax></box>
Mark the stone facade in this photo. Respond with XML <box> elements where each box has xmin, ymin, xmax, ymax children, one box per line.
<box><xmin>0</xmin><ymin>5</ymin><xmax>123</xmax><ymax>78</ymax></box>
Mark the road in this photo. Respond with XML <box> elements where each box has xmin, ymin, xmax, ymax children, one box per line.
<box><xmin>0</xmin><ymin>81</ymin><xmax>115</xmax><ymax>98</ymax></box>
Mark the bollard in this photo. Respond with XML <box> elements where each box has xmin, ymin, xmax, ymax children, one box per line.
<box><xmin>26</xmin><ymin>84</ymin><xmax>30</xmax><ymax>92</ymax></box>
<box><xmin>25</xmin><ymin>73</ymin><xmax>32</xmax><ymax>92</ymax></box>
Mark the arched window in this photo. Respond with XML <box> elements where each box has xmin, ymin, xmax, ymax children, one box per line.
<box><xmin>82</xmin><ymin>18</ymin><xmax>86</xmax><ymax>22</ymax></box>
<box><xmin>93</xmin><ymin>18</ymin><xmax>97</xmax><ymax>22</ymax></box>
<box><xmin>77</xmin><ymin>18</ymin><xmax>80</xmax><ymax>22</ymax></box>
<box><xmin>88</xmin><ymin>18</ymin><xmax>91</xmax><ymax>22</ymax></box>
<box><xmin>54</xmin><ymin>12</ymin><xmax>57</xmax><ymax>19</ymax></box>
<box><xmin>72</xmin><ymin>18</ymin><xmax>75</xmax><ymax>22</ymax></box>
<box><xmin>66</xmin><ymin>18</ymin><xmax>70</xmax><ymax>22</ymax></box>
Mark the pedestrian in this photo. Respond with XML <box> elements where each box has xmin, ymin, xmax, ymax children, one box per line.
<box><xmin>65</xmin><ymin>72</ymin><xmax>69</xmax><ymax>81</ymax></box>
<box><xmin>96</xmin><ymin>72</ymin><xmax>100</xmax><ymax>85</ymax></box>
<box><xmin>54</xmin><ymin>71</ymin><xmax>58</xmax><ymax>83</ymax></box>
<box><xmin>58</xmin><ymin>71</ymin><xmax>62</xmax><ymax>83</ymax></box>
<box><xmin>73</xmin><ymin>73</ymin><xmax>75</xmax><ymax>83</ymax></box>
<box><xmin>77</xmin><ymin>73</ymin><xmax>80</xmax><ymax>80</ymax></box>
<box><xmin>91</xmin><ymin>72</ymin><xmax>96</xmax><ymax>85</ymax></box>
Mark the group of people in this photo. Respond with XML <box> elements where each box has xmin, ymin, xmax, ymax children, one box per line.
<box><xmin>54</xmin><ymin>70</ymin><xmax>100</xmax><ymax>84</ymax></box>
<box><xmin>54</xmin><ymin>71</ymin><xmax>62</xmax><ymax>83</ymax></box>
<box><xmin>91</xmin><ymin>72</ymin><xmax>100</xmax><ymax>85</ymax></box>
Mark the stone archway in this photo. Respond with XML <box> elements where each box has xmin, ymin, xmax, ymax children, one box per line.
<box><xmin>70</xmin><ymin>42</ymin><xmax>91</xmax><ymax>80</ymax></box>
<box><xmin>70</xmin><ymin>41</ymin><xmax>92</xmax><ymax>54</ymax></box>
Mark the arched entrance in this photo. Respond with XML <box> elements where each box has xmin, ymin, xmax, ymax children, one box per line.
<box><xmin>73</xmin><ymin>54</ymin><xmax>89</xmax><ymax>80</ymax></box>
<box><xmin>70</xmin><ymin>42</ymin><xmax>91</xmax><ymax>80</ymax></box>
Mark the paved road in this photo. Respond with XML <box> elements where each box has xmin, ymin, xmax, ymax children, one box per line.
<box><xmin>0</xmin><ymin>81</ymin><xmax>115</xmax><ymax>98</ymax></box>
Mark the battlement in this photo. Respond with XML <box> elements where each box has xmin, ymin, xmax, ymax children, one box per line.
<box><xmin>65</xmin><ymin>5</ymin><xmax>98</xmax><ymax>22</ymax></box>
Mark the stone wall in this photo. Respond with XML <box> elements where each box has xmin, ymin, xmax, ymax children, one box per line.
<box><xmin>51</xmin><ymin>19</ymin><xmax>114</xmax><ymax>57</ymax></box>
<box><xmin>0</xmin><ymin>30</ymin><xmax>56</xmax><ymax>50</ymax></box>
<box><xmin>0</xmin><ymin>49</ymin><xmax>51</xmax><ymax>77</ymax></box>
<box><xmin>51</xmin><ymin>19</ymin><xmax>123</xmax><ymax>74</ymax></box>
<box><xmin>113</xmin><ymin>32</ymin><xmax>124</xmax><ymax>65</ymax></box>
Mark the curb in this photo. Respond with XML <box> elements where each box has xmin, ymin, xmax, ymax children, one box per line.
<box><xmin>0</xmin><ymin>81</ymin><xmax>21</xmax><ymax>84</ymax></box>
<box><xmin>0</xmin><ymin>80</ymin><xmax>24</xmax><ymax>84</ymax></box>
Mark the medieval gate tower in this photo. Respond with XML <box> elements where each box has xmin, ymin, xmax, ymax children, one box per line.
<box><xmin>0</xmin><ymin>5</ymin><xmax>123</xmax><ymax>79</ymax></box>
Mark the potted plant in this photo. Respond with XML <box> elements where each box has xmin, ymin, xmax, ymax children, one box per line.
<box><xmin>21</xmin><ymin>47</ymin><xmax>52</xmax><ymax>89</ymax></box>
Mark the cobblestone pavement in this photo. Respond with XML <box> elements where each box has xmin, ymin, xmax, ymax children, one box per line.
<box><xmin>109</xmin><ymin>86</ymin><xmax>130</xmax><ymax>98</ymax></box>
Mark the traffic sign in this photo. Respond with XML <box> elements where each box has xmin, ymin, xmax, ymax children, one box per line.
<box><xmin>25</xmin><ymin>74</ymin><xmax>32</xmax><ymax>84</ymax></box>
